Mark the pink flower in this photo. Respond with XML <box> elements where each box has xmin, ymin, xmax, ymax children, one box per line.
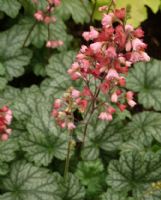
<box><xmin>125</xmin><ymin>24</ymin><xmax>134</xmax><ymax>32</ymax></box>
<box><xmin>132</xmin><ymin>38</ymin><xmax>147</xmax><ymax>51</ymax></box>
<box><xmin>44</xmin><ymin>16</ymin><xmax>51</xmax><ymax>24</ymax></box>
<box><xmin>106</xmin><ymin>69</ymin><xmax>119</xmax><ymax>80</ymax></box>
<box><xmin>71</xmin><ymin>89</ymin><xmax>80</xmax><ymax>98</ymax></box>
<box><xmin>128</xmin><ymin>100</ymin><xmax>136</xmax><ymax>107</ymax></box>
<box><xmin>5</xmin><ymin>110</ymin><xmax>12</xmax><ymax>125</ymax></box>
<box><xmin>115</xmin><ymin>8</ymin><xmax>126</xmax><ymax>20</ymax></box>
<box><xmin>111</xmin><ymin>92</ymin><xmax>118</xmax><ymax>103</ymax></box>
<box><xmin>80</xmin><ymin>45</ymin><xmax>88</xmax><ymax>53</ymax></box>
<box><xmin>34</xmin><ymin>10</ymin><xmax>44</xmax><ymax>21</ymax></box>
<box><xmin>98</xmin><ymin>6</ymin><xmax>108</xmax><ymax>11</ymax></box>
<box><xmin>76</xmin><ymin>99</ymin><xmax>88</xmax><ymax>112</ymax></box>
<box><xmin>54</xmin><ymin>99</ymin><xmax>62</xmax><ymax>109</ymax></box>
<box><xmin>102</xmin><ymin>13</ymin><xmax>114</xmax><ymax>27</ymax></box>
<box><xmin>0</xmin><ymin>106</ymin><xmax>12</xmax><ymax>141</ymax></box>
<box><xmin>46</xmin><ymin>40</ymin><xmax>63</xmax><ymax>48</ymax></box>
<box><xmin>106</xmin><ymin>46</ymin><xmax>117</xmax><ymax>58</ymax></box>
<box><xmin>82</xmin><ymin>86</ymin><xmax>92</xmax><ymax>97</ymax></box>
<box><xmin>134</xmin><ymin>28</ymin><xmax>144</xmax><ymax>38</ymax></box>
<box><xmin>125</xmin><ymin>40</ymin><xmax>132</xmax><ymax>52</ymax></box>
<box><xmin>90</xmin><ymin>42</ymin><xmax>102</xmax><ymax>53</ymax></box>
<box><xmin>98</xmin><ymin>112</ymin><xmax>113</xmax><ymax>121</ymax></box>
<box><xmin>107</xmin><ymin>106</ymin><xmax>116</xmax><ymax>114</ymax></box>
<box><xmin>117</xmin><ymin>103</ymin><xmax>127</xmax><ymax>112</ymax></box>
<box><xmin>52</xmin><ymin>109</ymin><xmax>58</xmax><ymax>117</ymax></box>
<box><xmin>82</xmin><ymin>26</ymin><xmax>99</xmax><ymax>41</ymax></box>
<box><xmin>140</xmin><ymin>51</ymin><xmax>150</xmax><ymax>62</ymax></box>
<box><xmin>100</xmin><ymin>81</ymin><xmax>110</xmax><ymax>94</ymax></box>
<box><xmin>126</xmin><ymin>91</ymin><xmax>136</xmax><ymax>107</ymax></box>
<box><xmin>1</xmin><ymin>134</ymin><xmax>9</xmax><ymax>141</ymax></box>
<box><xmin>119</xmin><ymin>77</ymin><xmax>126</xmax><ymax>86</ymax></box>
<box><xmin>126</xmin><ymin>91</ymin><xmax>134</xmax><ymax>99</ymax></box>
<box><xmin>67</xmin><ymin>122</ymin><xmax>76</xmax><ymax>130</ymax></box>
<box><xmin>68</xmin><ymin>62</ymin><xmax>81</xmax><ymax>80</ymax></box>
<box><xmin>130</xmin><ymin>51</ymin><xmax>150</xmax><ymax>63</ymax></box>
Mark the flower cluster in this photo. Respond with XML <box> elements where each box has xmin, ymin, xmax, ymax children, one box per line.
<box><xmin>0</xmin><ymin>106</ymin><xmax>13</xmax><ymax>141</ymax></box>
<box><xmin>33</xmin><ymin>0</ymin><xmax>63</xmax><ymax>48</ymax></box>
<box><xmin>52</xmin><ymin>6</ymin><xmax>150</xmax><ymax>130</ymax></box>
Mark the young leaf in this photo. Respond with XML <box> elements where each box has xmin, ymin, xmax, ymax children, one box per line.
<box><xmin>121</xmin><ymin>111</ymin><xmax>161</xmax><ymax>145</ymax></box>
<box><xmin>0</xmin><ymin>0</ymin><xmax>21</xmax><ymax>18</ymax></box>
<box><xmin>75</xmin><ymin>159</ymin><xmax>106</xmax><ymax>198</ymax></box>
<box><xmin>55</xmin><ymin>0</ymin><xmax>91</xmax><ymax>23</ymax></box>
<box><xmin>20</xmin><ymin>103</ymin><xmax>68</xmax><ymax>166</ymax></box>
<box><xmin>127</xmin><ymin>59</ymin><xmax>161</xmax><ymax>111</ymax></box>
<box><xmin>54</xmin><ymin>172</ymin><xmax>86</xmax><ymax>200</ymax></box>
<box><xmin>0</xmin><ymin>161</ymin><xmax>61</xmax><ymax>200</ymax></box>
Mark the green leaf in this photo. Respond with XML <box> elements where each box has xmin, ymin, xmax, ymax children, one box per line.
<box><xmin>75</xmin><ymin>159</ymin><xmax>106</xmax><ymax>198</ymax></box>
<box><xmin>0</xmin><ymin>77</ymin><xmax>7</xmax><ymax>90</ymax></box>
<box><xmin>41</xmin><ymin>50</ymin><xmax>77</xmax><ymax>97</ymax></box>
<box><xmin>101</xmin><ymin>189</ymin><xmax>131</xmax><ymax>200</ymax></box>
<box><xmin>0</xmin><ymin>162</ymin><xmax>8</xmax><ymax>175</ymax></box>
<box><xmin>55</xmin><ymin>0</ymin><xmax>91</xmax><ymax>23</ymax></box>
<box><xmin>0</xmin><ymin>25</ymin><xmax>32</xmax><ymax>80</ymax></box>
<box><xmin>0</xmin><ymin>62</ymin><xmax>5</xmax><ymax>75</ymax></box>
<box><xmin>20</xmin><ymin>103</ymin><xmax>67</xmax><ymax>166</ymax></box>
<box><xmin>127</xmin><ymin>60</ymin><xmax>161</xmax><ymax>111</ymax></box>
<box><xmin>0</xmin><ymin>161</ymin><xmax>61</xmax><ymax>200</ymax></box>
<box><xmin>0</xmin><ymin>139</ymin><xmax>19</xmax><ymax>162</ymax></box>
<box><xmin>121</xmin><ymin>112</ymin><xmax>161</xmax><ymax>145</ymax></box>
<box><xmin>81</xmin><ymin>120</ymin><xmax>123</xmax><ymax>160</ymax></box>
<box><xmin>0</xmin><ymin>86</ymin><xmax>21</xmax><ymax>107</ymax></box>
<box><xmin>120</xmin><ymin>140</ymin><xmax>145</xmax><ymax>154</ymax></box>
<box><xmin>0</xmin><ymin>0</ymin><xmax>21</xmax><ymax>18</ymax></box>
<box><xmin>54</xmin><ymin>172</ymin><xmax>85</xmax><ymax>200</ymax></box>
<box><xmin>11</xmin><ymin>86</ymin><xmax>45</xmax><ymax>122</ymax></box>
<box><xmin>107</xmin><ymin>151</ymin><xmax>161</xmax><ymax>197</ymax></box>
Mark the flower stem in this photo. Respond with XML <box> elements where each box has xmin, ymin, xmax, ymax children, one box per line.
<box><xmin>64</xmin><ymin>132</ymin><xmax>72</xmax><ymax>181</ymax></box>
<box><xmin>23</xmin><ymin>21</ymin><xmax>37</xmax><ymax>48</ymax></box>
<box><xmin>90</xmin><ymin>0</ymin><xmax>97</xmax><ymax>24</ymax></box>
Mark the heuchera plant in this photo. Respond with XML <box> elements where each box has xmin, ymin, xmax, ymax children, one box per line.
<box><xmin>51</xmin><ymin>0</ymin><xmax>150</xmax><ymax>179</ymax></box>
<box><xmin>3</xmin><ymin>0</ymin><xmax>161</xmax><ymax>199</ymax></box>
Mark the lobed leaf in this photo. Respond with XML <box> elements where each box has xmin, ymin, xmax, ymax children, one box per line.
<box><xmin>20</xmin><ymin>103</ymin><xmax>68</xmax><ymax>166</ymax></box>
<box><xmin>107</xmin><ymin>151</ymin><xmax>161</xmax><ymax>198</ymax></box>
<box><xmin>127</xmin><ymin>59</ymin><xmax>161</xmax><ymax>111</ymax></box>
<box><xmin>121</xmin><ymin>111</ymin><xmax>161</xmax><ymax>145</ymax></box>
<box><xmin>0</xmin><ymin>161</ymin><xmax>61</xmax><ymax>200</ymax></box>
